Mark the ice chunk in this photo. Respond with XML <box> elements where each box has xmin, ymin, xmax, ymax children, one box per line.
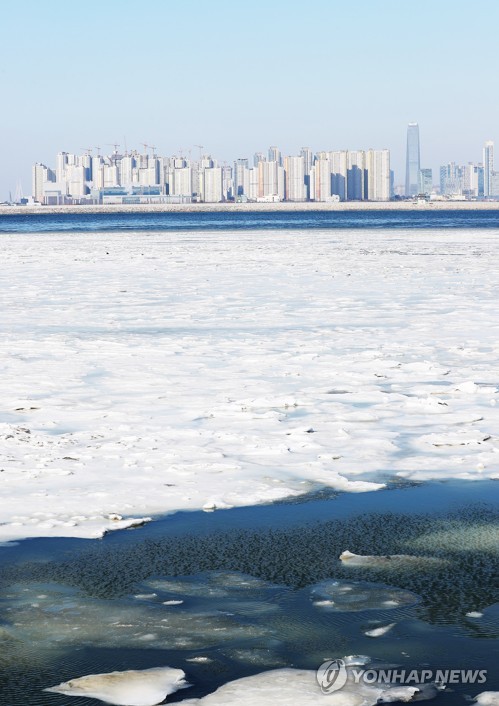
<box><xmin>311</xmin><ymin>579</ymin><xmax>419</xmax><ymax>611</ymax></box>
<box><xmin>339</xmin><ymin>550</ymin><xmax>446</xmax><ymax>570</ymax></box>
<box><xmin>45</xmin><ymin>666</ymin><xmax>189</xmax><ymax>706</ymax></box>
<box><xmin>178</xmin><ymin>668</ymin><xmax>378</xmax><ymax>705</ymax></box>
<box><xmin>377</xmin><ymin>686</ymin><xmax>419</xmax><ymax>702</ymax></box>
<box><xmin>475</xmin><ymin>694</ymin><xmax>499</xmax><ymax>706</ymax></box>
<box><xmin>364</xmin><ymin>622</ymin><xmax>396</xmax><ymax>637</ymax></box>
<box><xmin>378</xmin><ymin>684</ymin><xmax>440</xmax><ymax>702</ymax></box>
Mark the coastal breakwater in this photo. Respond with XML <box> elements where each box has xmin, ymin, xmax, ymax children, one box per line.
<box><xmin>2</xmin><ymin>200</ymin><xmax>499</xmax><ymax>216</ymax></box>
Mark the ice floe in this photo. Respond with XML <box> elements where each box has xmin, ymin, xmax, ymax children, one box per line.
<box><xmin>45</xmin><ymin>666</ymin><xmax>189</xmax><ymax>706</ymax></box>
<box><xmin>179</xmin><ymin>667</ymin><xmax>438</xmax><ymax>705</ymax></box>
<box><xmin>310</xmin><ymin>579</ymin><xmax>419</xmax><ymax>611</ymax></box>
<box><xmin>339</xmin><ymin>550</ymin><xmax>446</xmax><ymax>570</ymax></box>
<box><xmin>364</xmin><ymin>622</ymin><xmax>396</xmax><ymax>637</ymax></box>
<box><xmin>474</xmin><ymin>694</ymin><xmax>499</xmax><ymax>706</ymax></box>
<box><xmin>2</xmin><ymin>580</ymin><xmax>272</xmax><ymax>657</ymax></box>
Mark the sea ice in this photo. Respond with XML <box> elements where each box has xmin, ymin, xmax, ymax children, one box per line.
<box><xmin>178</xmin><ymin>668</ymin><xmax>376</xmax><ymax>705</ymax></box>
<box><xmin>2</xmin><ymin>581</ymin><xmax>272</xmax><ymax>657</ymax></box>
<box><xmin>1</xmin><ymin>228</ymin><xmax>499</xmax><ymax>542</ymax></box>
<box><xmin>474</xmin><ymin>693</ymin><xmax>499</xmax><ymax>706</ymax></box>
<box><xmin>364</xmin><ymin>622</ymin><xmax>396</xmax><ymax>637</ymax></box>
<box><xmin>339</xmin><ymin>550</ymin><xmax>446</xmax><ymax>570</ymax></box>
<box><xmin>45</xmin><ymin>666</ymin><xmax>189</xmax><ymax>706</ymax></box>
<box><xmin>178</xmin><ymin>667</ymin><xmax>437</xmax><ymax>705</ymax></box>
<box><xmin>310</xmin><ymin>579</ymin><xmax>419</xmax><ymax>612</ymax></box>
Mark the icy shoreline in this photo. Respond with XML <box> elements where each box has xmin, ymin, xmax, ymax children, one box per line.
<box><xmin>1</xmin><ymin>227</ymin><xmax>499</xmax><ymax>543</ymax></box>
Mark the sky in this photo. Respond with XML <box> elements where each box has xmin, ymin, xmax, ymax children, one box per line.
<box><xmin>1</xmin><ymin>0</ymin><xmax>498</xmax><ymax>199</ymax></box>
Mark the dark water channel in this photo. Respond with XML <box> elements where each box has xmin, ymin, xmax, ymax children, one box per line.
<box><xmin>0</xmin><ymin>480</ymin><xmax>498</xmax><ymax>705</ymax></box>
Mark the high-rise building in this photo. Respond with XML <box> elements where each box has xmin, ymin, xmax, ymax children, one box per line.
<box><xmin>172</xmin><ymin>167</ymin><xmax>192</xmax><ymax>196</ymax></box>
<box><xmin>257</xmin><ymin>160</ymin><xmax>284</xmax><ymax>200</ymax></box>
<box><xmin>248</xmin><ymin>167</ymin><xmax>259</xmax><ymax>201</ymax></box>
<box><xmin>330</xmin><ymin>151</ymin><xmax>348</xmax><ymax>201</ymax></box>
<box><xmin>483</xmin><ymin>141</ymin><xmax>494</xmax><ymax>197</ymax></box>
<box><xmin>365</xmin><ymin>149</ymin><xmax>391</xmax><ymax>201</ymax></box>
<box><xmin>440</xmin><ymin>162</ymin><xmax>462</xmax><ymax>196</ymax></box>
<box><xmin>461</xmin><ymin>163</ymin><xmax>481</xmax><ymax>198</ymax></box>
<box><xmin>284</xmin><ymin>156</ymin><xmax>306</xmax><ymax>201</ymax></box>
<box><xmin>405</xmin><ymin>123</ymin><xmax>421</xmax><ymax>197</ymax></box>
<box><xmin>199</xmin><ymin>167</ymin><xmax>223</xmax><ymax>202</ymax></box>
<box><xmin>347</xmin><ymin>150</ymin><xmax>366</xmax><ymax>200</ymax></box>
<box><xmin>67</xmin><ymin>165</ymin><xmax>88</xmax><ymax>197</ymax></box>
<box><xmin>268</xmin><ymin>146</ymin><xmax>281</xmax><ymax>165</ymax></box>
<box><xmin>233</xmin><ymin>158</ymin><xmax>249</xmax><ymax>197</ymax></box>
<box><xmin>56</xmin><ymin>152</ymin><xmax>69</xmax><ymax>183</ymax></box>
<box><xmin>490</xmin><ymin>173</ymin><xmax>499</xmax><ymax>197</ymax></box>
<box><xmin>300</xmin><ymin>148</ymin><xmax>313</xmax><ymax>175</ymax></box>
<box><xmin>32</xmin><ymin>163</ymin><xmax>55</xmax><ymax>202</ymax></box>
<box><xmin>310</xmin><ymin>158</ymin><xmax>332</xmax><ymax>201</ymax></box>
<box><xmin>419</xmin><ymin>168</ymin><xmax>433</xmax><ymax>195</ymax></box>
<box><xmin>253</xmin><ymin>152</ymin><xmax>265</xmax><ymax>167</ymax></box>
<box><xmin>300</xmin><ymin>147</ymin><xmax>313</xmax><ymax>199</ymax></box>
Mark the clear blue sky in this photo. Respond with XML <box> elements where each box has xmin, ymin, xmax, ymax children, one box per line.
<box><xmin>1</xmin><ymin>0</ymin><xmax>498</xmax><ymax>199</ymax></box>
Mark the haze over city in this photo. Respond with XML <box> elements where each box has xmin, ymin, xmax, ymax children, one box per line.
<box><xmin>1</xmin><ymin>0</ymin><xmax>498</xmax><ymax>200</ymax></box>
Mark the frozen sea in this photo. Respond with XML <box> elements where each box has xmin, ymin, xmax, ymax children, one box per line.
<box><xmin>0</xmin><ymin>210</ymin><xmax>498</xmax><ymax>705</ymax></box>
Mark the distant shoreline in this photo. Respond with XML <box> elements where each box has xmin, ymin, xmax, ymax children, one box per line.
<box><xmin>2</xmin><ymin>200</ymin><xmax>499</xmax><ymax>216</ymax></box>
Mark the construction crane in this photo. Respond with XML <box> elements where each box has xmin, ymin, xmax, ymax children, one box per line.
<box><xmin>149</xmin><ymin>145</ymin><xmax>158</xmax><ymax>158</ymax></box>
<box><xmin>94</xmin><ymin>146</ymin><xmax>102</xmax><ymax>156</ymax></box>
<box><xmin>80</xmin><ymin>147</ymin><xmax>93</xmax><ymax>155</ymax></box>
<box><xmin>195</xmin><ymin>144</ymin><xmax>204</xmax><ymax>161</ymax></box>
<box><xmin>141</xmin><ymin>142</ymin><xmax>150</xmax><ymax>154</ymax></box>
<box><xmin>106</xmin><ymin>143</ymin><xmax>120</xmax><ymax>153</ymax></box>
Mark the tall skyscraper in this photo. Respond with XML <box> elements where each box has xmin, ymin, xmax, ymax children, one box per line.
<box><xmin>405</xmin><ymin>123</ymin><xmax>421</xmax><ymax>197</ymax></box>
<box><xmin>483</xmin><ymin>140</ymin><xmax>494</xmax><ymax>197</ymax></box>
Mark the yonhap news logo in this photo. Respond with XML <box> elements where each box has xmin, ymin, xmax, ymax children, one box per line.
<box><xmin>316</xmin><ymin>659</ymin><xmax>348</xmax><ymax>694</ymax></box>
<box><xmin>316</xmin><ymin>659</ymin><xmax>487</xmax><ymax>695</ymax></box>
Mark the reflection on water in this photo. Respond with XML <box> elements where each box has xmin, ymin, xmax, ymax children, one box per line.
<box><xmin>0</xmin><ymin>483</ymin><xmax>498</xmax><ymax>704</ymax></box>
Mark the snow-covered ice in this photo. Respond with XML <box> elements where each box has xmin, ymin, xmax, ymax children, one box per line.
<box><xmin>474</xmin><ymin>694</ymin><xmax>499</xmax><ymax>706</ymax></box>
<box><xmin>339</xmin><ymin>550</ymin><xmax>447</xmax><ymax>570</ymax></box>
<box><xmin>364</xmin><ymin>622</ymin><xmax>396</xmax><ymax>637</ymax></box>
<box><xmin>178</xmin><ymin>667</ymin><xmax>437</xmax><ymax>705</ymax></box>
<box><xmin>1</xmin><ymin>227</ymin><xmax>499</xmax><ymax>542</ymax></box>
<box><xmin>45</xmin><ymin>666</ymin><xmax>189</xmax><ymax>705</ymax></box>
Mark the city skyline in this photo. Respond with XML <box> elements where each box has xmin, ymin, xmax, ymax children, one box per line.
<box><xmin>2</xmin><ymin>0</ymin><xmax>499</xmax><ymax>200</ymax></box>
<box><xmin>6</xmin><ymin>126</ymin><xmax>499</xmax><ymax>203</ymax></box>
<box><xmin>28</xmin><ymin>132</ymin><xmax>499</xmax><ymax>206</ymax></box>
<box><xmin>31</xmin><ymin>144</ymin><xmax>393</xmax><ymax>205</ymax></box>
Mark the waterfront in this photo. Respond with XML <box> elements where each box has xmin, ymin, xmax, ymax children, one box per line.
<box><xmin>2</xmin><ymin>201</ymin><xmax>499</xmax><ymax>218</ymax></box>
